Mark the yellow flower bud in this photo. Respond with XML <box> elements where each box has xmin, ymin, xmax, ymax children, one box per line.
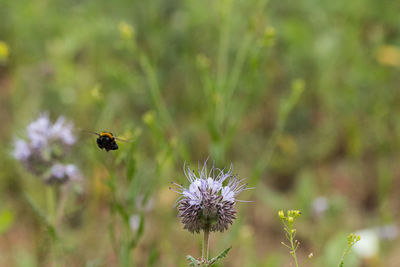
<box><xmin>0</xmin><ymin>41</ymin><xmax>10</xmax><ymax>62</ymax></box>
<box><xmin>278</xmin><ymin>210</ymin><xmax>285</xmax><ymax>218</ymax></box>
<box><xmin>142</xmin><ymin>111</ymin><xmax>155</xmax><ymax>125</ymax></box>
<box><xmin>118</xmin><ymin>21</ymin><xmax>135</xmax><ymax>40</ymax></box>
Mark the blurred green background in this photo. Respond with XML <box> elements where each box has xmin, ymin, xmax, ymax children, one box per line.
<box><xmin>1</xmin><ymin>0</ymin><xmax>400</xmax><ymax>266</ymax></box>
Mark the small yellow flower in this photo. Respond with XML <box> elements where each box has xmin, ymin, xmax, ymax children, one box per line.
<box><xmin>277</xmin><ymin>135</ymin><xmax>297</xmax><ymax>157</ymax></box>
<box><xmin>118</xmin><ymin>21</ymin><xmax>135</xmax><ymax>40</ymax></box>
<box><xmin>278</xmin><ymin>210</ymin><xmax>285</xmax><ymax>218</ymax></box>
<box><xmin>308</xmin><ymin>253</ymin><xmax>313</xmax><ymax>258</ymax></box>
<box><xmin>292</xmin><ymin>79</ymin><xmax>305</xmax><ymax>93</ymax></box>
<box><xmin>347</xmin><ymin>233</ymin><xmax>361</xmax><ymax>245</ymax></box>
<box><xmin>142</xmin><ymin>110</ymin><xmax>155</xmax><ymax>125</ymax></box>
<box><xmin>288</xmin><ymin>210</ymin><xmax>297</xmax><ymax>217</ymax></box>
<box><xmin>288</xmin><ymin>216</ymin><xmax>294</xmax><ymax>223</ymax></box>
<box><xmin>91</xmin><ymin>84</ymin><xmax>103</xmax><ymax>100</ymax></box>
<box><xmin>258</xmin><ymin>26</ymin><xmax>276</xmax><ymax>47</ymax></box>
<box><xmin>264</xmin><ymin>26</ymin><xmax>275</xmax><ymax>39</ymax></box>
<box><xmin>376</xmin><ymin>45</ymin><xmax>400</xmax><ymax>67</ymax></box>
<box><xmin>0</xmin><ymin>41</ymin><xmax>10</xmax><ymax>61</ymax></box>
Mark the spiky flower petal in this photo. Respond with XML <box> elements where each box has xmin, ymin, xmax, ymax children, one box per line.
<box><xmin>173</xmin><ymin>161</ymin><xmax>249</xmax><ymax>233</ymax></box>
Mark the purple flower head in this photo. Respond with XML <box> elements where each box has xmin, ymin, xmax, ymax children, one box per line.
<box><xmin>172</xmin><ymin>161</ymin><xmax>250</xmax><ymax>233</ymax></box>
<box><xmin>45</xmin><ymin>163</ymin><xmax>82</xmax><ymax>185</ymax></box>
<box><xmin>50</xmin><ymin>116</ymin><xmax>76</xmax><ymax>145</ymax></box>
<box><xmin>12</xmin><ymin>112</ymin><xmax>80</xmax><ymax>185</ymax></box>
<box><xmin>26</xmin><ymin>113</ymin><xmax>76</xmax><ymax>149</ymax></box>
<box><xmin>27</xmin><ymin>113</ymin><xmax>52</xmax><ymax>149</ymax></box>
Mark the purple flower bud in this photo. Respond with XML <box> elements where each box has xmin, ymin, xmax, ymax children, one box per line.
<box><xmin>173</xmin><ymin>161</ymin><xmax>250</xmax><ymax>233</ymax></box>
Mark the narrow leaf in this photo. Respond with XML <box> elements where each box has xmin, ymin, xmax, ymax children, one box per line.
<box><xmin>186</xmin><ymin>255</ymin><xmax>200</xmax><ymax>267</ymax></box>
<box><xmin>209</xmin><ymin>246</ymin><xmax>232</xmax><ymax>265</ymax></box>
<box><xmin>23</xmin><ymin>193</ymin><xmax>57</xmax><ymax>240</ymax></box>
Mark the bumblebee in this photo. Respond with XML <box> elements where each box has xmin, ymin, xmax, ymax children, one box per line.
<box><xmin>91</xmin><ymin>132</ymin><xmax>124</xmax><ymax>152</ymax></box>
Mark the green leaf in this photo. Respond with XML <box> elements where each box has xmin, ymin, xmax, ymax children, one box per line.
<box><xmin>147</xmin><ymin>243</ymin><xmax>159</xmax><ymax>266</ymax></box>
<box><xmin>125</xmin><ymin>141</ymin><xmax>137</xmax><ymax>182</ymax></box>
<box><xmin>136</xmin><ymin>215</ymin><xmax>145</xmax><ymax>239</ymax></box>
<box><xmin>186</xmin><ymin>255</ymin><xmax>201</xmax><ymax>266</ymax></box>
<box><xmin>23</xmin><ymin>193</ymin><xmax>57</xmax><ymax>240</ymax></box>
<box><xmin>277</xmin><ymin>79</ymin><xmax>305</xmax><ymax>132</ymax></box>
<box><xmin>114</xmin><ymin>202</ymin><xmax>130</xmax><ymax>224</ymax></box>
<box><xmin>209</xmin><ymin>246</ymin><xmax>232</xmax><ymax>265</ymax></box>
<box><xmin>127</xmin><ymin>216</ymin><xmax>145</xmax><ymax>250</ymax></box>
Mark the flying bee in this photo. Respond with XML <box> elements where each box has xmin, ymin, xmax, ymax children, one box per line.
<box><xmin>89</xmin><ymin>131</ymin><xmax>128</xmax><ymax>152</ymax></box>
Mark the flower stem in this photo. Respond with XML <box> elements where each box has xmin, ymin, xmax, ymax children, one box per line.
<box><xmin>202</xmin><ymin>227</ymin><xmax>210</xmax><ymax>263</ymax></box>
<box><xmin>46</xmin><ymin>186</ymin><xmax>56</xmax><ymax>226</ymax></box>
<box><xmin>288</xmin><ymin>222</ymin><xmax>299</xmax><ymax>267</ymax></box>
<box><xmin>289</xmin><ymin>237</ymin><xmax>299</xmax><ymax>267</ymax></box>
<box><xmin>55</xmin><ymin>185</ymin><xmax>69</xmax><ymax>227</ymax></box>
<box><xmin>46</xmin><ymin>186</ymin><xmax>58</xmax><ymax>266</ymax></box>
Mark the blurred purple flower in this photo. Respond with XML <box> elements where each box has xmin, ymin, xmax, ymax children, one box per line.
<box><xmin>13</xmin><ymin>139</ymin><xmax>31</xmax><ymax>161</ymax></box>
<box><xmin>311</xmin><ymin>196</ymin><xmax>329</xmax><ymax>216</ymax></box>
<box><xmin>45</xmin><ymin>163</ymin><xmax>82</xmax><ymax>184</ymax></box>
<box><xmin>27</xmin><ymin>113</ymin><xmax>52</xmax><ymax>149</ymax></box>
<box><xmin>377</xmin><ymin>224</ymin><xmax>398</xmax><ymax>240</ymax></box>
<box><xmin>12</xmin><ymin>112</ymin><xmax>80</xmax><ymax>185</ymax></box>
<box><xmin>50</xmin><ymin>116</ymin><xmax>76</xmax><ymax>145</ymax></box>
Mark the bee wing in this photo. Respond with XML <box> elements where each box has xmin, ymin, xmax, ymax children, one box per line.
<box><xmin>84</xmin><ymin>130</ymin><xmax>100</xmax><ymax>136</ymax></box>
<box><xmin>115</xmin><ymin>137</ymin><xmax>130</xmax><ymax>143</ymax></box>
<box><xmin>76</xmin><ymin>129</ymin><xmax>100</xmax><ymax>139</ymax></box>
<box><xmin>86</xmin><ymin>131</ymin><xmax>100</xmax><ymax>136</ymax></box>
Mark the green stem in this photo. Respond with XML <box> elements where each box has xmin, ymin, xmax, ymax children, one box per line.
<box><xmin>288</xmin><ymin>223</ymin><xmax>299</xmax><ymax>267</ymax></box>
<box><xmin>202</xmin><ymin>227</ymin><xmax>210</xmax><ymax>263</ymax></box>
<box><xmin>55</xmin><ymin>185</ymin><xmax>69</xmax><ymax>227</ymax></box>
<box><xmin>138</xmin><ymin>52</ymin><xmax>189</xmax><ymax>161</ymax></box>
<box><xmin>139</xmin><ymin>53</ymin><xmax>171</xmax><ymax>127</ymax></box>
<box><xmin>46</xmin><ymin>186</ymin><xmax>58</xmax><ymax>266</ymax></box>
<box><xmin>337</xmin><ymin>246</ymin><xmax>351</xmax><ymax>267</ymax></box>
<box><xmin>46</xmin><ymin>186</ymin><xmax>56</xmax><ymax>226</ymax></box>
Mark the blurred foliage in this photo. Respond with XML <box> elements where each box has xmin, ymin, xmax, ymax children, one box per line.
<box><xmin>1</xmin><ymin>0</ymin><xmax>400</xmax><ymax>266</ymax></box>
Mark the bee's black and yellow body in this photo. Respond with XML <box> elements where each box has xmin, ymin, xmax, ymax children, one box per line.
<box><xmin>96</xmin><ymin>132</ymin><xmax>118</xmax><ymax>152</ymax></box>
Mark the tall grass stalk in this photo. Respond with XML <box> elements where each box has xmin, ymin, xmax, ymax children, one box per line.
<box><xmin>251</xmin><ymin>80</ymin><xmax>305</xmax><ymax>184</ymax></box>
<box><xmin>138</xmin><ymin>52</ymin><xmax>189</xmax><ymax>161</ymax></box>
